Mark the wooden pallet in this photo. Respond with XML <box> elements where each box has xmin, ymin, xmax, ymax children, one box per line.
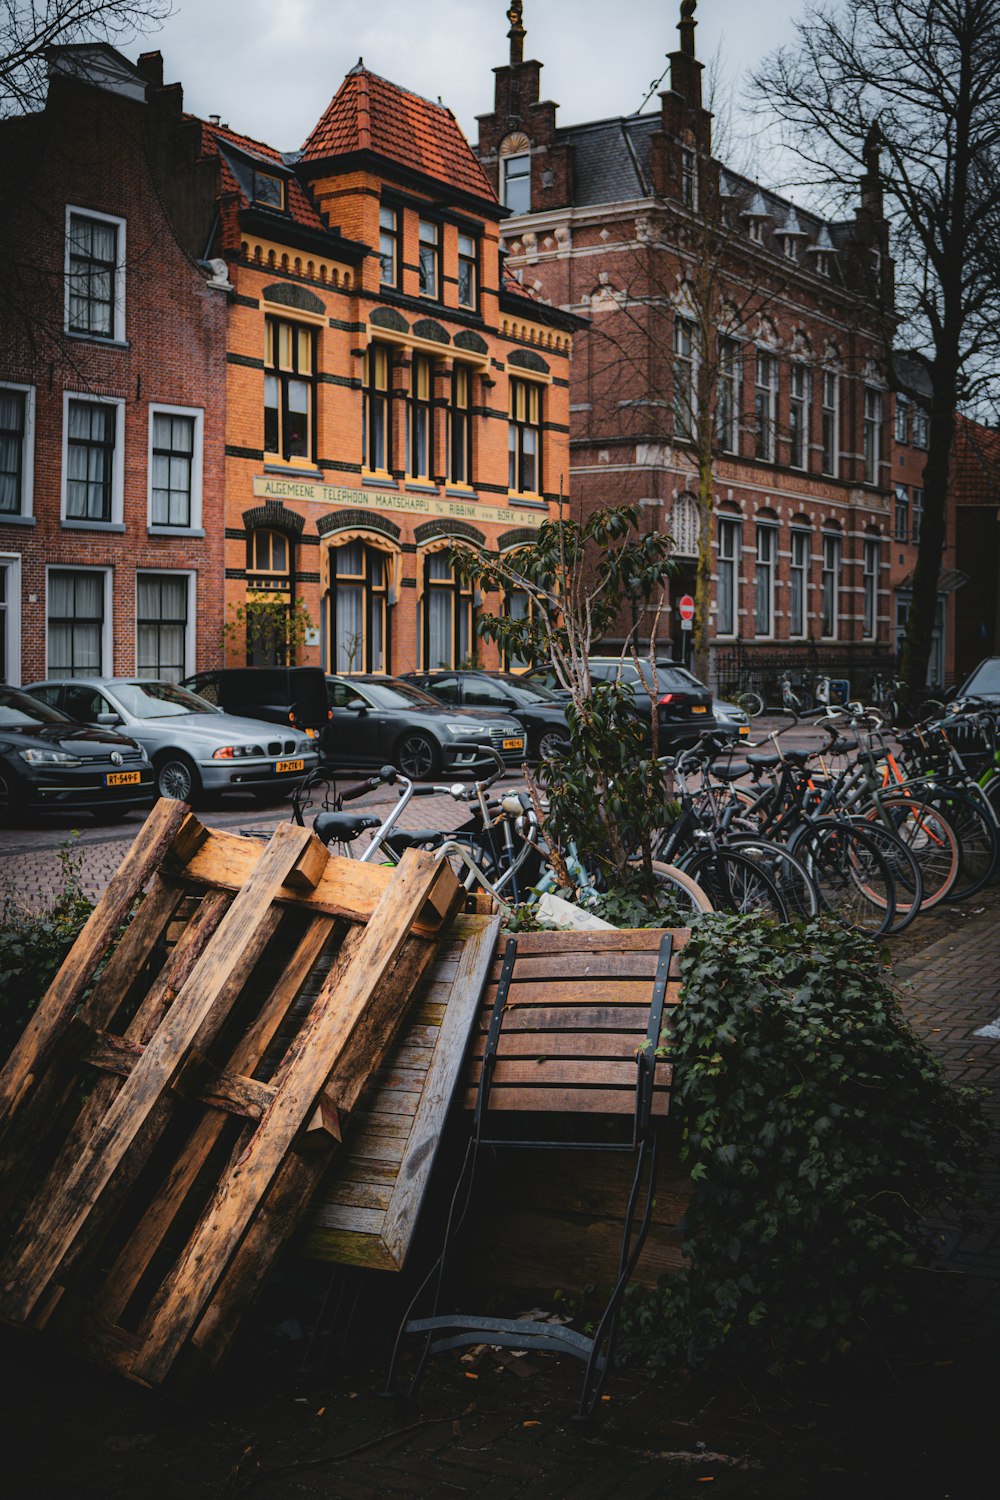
<box><xmin>0</xmin><ymin>799</ymin><xmax>459</xmax><ymax>1385</ymax></box>
<box><xmin>303</xmin><ymin>912</ymin><xmax>501</xmax><ymax>1271</ymax></box>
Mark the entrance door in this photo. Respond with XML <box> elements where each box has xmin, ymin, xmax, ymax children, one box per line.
<box><xmin>670</xmin><ymin>567</ymin><xmax>697</xmax><ymax>668</ymax></box>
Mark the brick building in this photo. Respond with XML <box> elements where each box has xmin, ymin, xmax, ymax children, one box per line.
<box><xmin>0</xmin><ymin>45</ymin><xmax>227</xmax><ymax>687</ymax></box>
<box><xmin>476</xmin><ymin>2</ymin><xmax>895</xmax><ymax>695</ymax></box>
<box><xmin>950</xmin><ymin>413</ymin><xmax>1000</xmax><ymax>683</ymax></box>
<box><xmin>177</xmin><ymin>60</ymin><xmax>579</xmax><ymax>676</ymax></box>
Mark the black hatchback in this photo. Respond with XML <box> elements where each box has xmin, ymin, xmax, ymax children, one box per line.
<box><xmin>523</xmin><ymin>657</ymin><xmax>717</xmax><ymax>751</ymax></box>
<box><xmin>403</xmin><ymin>670</ymin><xmax>570</xmax><ymax>760</ymax></box>
<box><xmin>0</xmin><ymin>685</ymin><xmax>154</xmax><ymax>825</ymax></box>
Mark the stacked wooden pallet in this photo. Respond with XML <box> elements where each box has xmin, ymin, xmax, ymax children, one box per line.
<box><xmin>0</xmin><ymin>799</ymin><xmax>459</xmax><ymax>1386</ymax></box>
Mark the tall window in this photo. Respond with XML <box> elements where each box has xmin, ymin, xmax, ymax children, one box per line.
<box><xmin>754</xmin><ymin>351</ymin><xmax>777</xmax><ymax>460</ymax></box>
<box><xmin>864</xmin><ymin>386</ymin><xmax>883</xmax><ymax>484</ymax></box>
<box><xmin>716</xmin><ymin>336</ymin><xmax>740</xmax><ymax>453</ymax></box>
<box><xmin>66</xmin><ymin>209</ymin><xmax>122</xmax><ymax>339</ymax></box>
<box><xmin>246</xmin><ymin>528</ymin><xmax>291</xmax><ymax>591</ymax></box>
<box><xmin>716</xmin><ymin>518</ymin><xmax>740</xmax><ymax>636</ymax></box>
<box><xmin>136</xmin><ymin>573</ymin><xmax>190</xmax><ymax>682</ymax></box>
<box><xmin>362</xmin><ymin>343</ymin><xmax>391</xmax><ymax>473</ymax></box>
<box><xmin>821</xmin><ymin>371</ymin><xmax>839</xmax><ymax>475</ymax></box>
<box><xmin>754</xmin><ymin>524</ymin><xmax>776</xmax><ymax>636</ymax></box>
<box><xmin>789</xmin><ymin>364</ymin><xmax>811</xmax><ymax>469</ymax></box>
<box><xmin>264</xmin><ymin>318</ymin><xmax>315</xmax><ymax>462</ymax></box>
<box><xmin>457</xmin><ymin>233</ymin><xmax>477</xmax><ymax>309</ymax></box>
<box><xmin>418</xmin><ymin>219</ymin><xmax>439</xmax><ymax>299</ymax></box>
<box><xmin>912</xmin><ymin>405</ymin><xmax>930</xmax><ymax>448</ymax></box>
<box><xmin>673</xmin><ymin>317</ymin><xmax>696</xmax><ymax>440</ymax></box>
<box><xmin>821</xmin><ymin>532</ymin><xmax>842</xmax><ymax>638</ymax></box>
<box><xmin>408</xmin><ymin>354</ymin><xmax>434</xmax><ymax>479</ymax></box>
<box><xmin>245</xmin><ymin>531</ymin><xmax>292</xmax><ymax>665</ymax></box>
<box><xmin>895</xmin><ymin>484</ymin><xmax>910</xmax><ymax>542</ymax></box>
<box><xmin>790</xmin><ymin>530</ymin><xmax>809</xmax><ymax>637</ymax></box>
<box><xmin>150</xmin><ymin>410</ymin><xmax>196</xmax><ymax>528</ymax></box>
<box><xmin>681</xmin><ymin>147</ymin><xmax>698</xmax><ymax>209</ymax></box>
<box><xmin>331</xmin><ymin>542</ymin><xmax>387</xmax><ymax>674</ymax></box>
<box><xmin>48</xmin><ymin>569</ymin><xmax>106</xmax><ymax>677</ymax></box>
<box><xmin>0</xmin><ymin>386</ymin><xmax>30</xmax><ymax>516</ymax></box>
<box><xmin>501</xmin><ymin>153</ymin><xmax>530</xmax><ymax>213</ymax></box>
<box><xmin>66</xmin><ymin>398</ymin><xmax>115</xmax><ymax>522</ymax></box>
<box><xmin>894</xmin><ymin>392</ymin><xmax>910</xmax><ymax>443</ymax></box>
<box><xmin>379</xmin><ymin>204</ymin><xmax>399</xmax><ymax>286</ymax></box>
<box><xmin>449</xmin><ymin>364</ymin><xmax>472</xmax><ymax>484</ymax></box>
<box><xmin>509</xmin><ymin>378</ymin><xmax>540</xmax><ymax>493</ymax></box>
<box><xmin>424</xmin><ymin>552</ymin><xmax>473</xmax><ymax>669</ymax></box>
<box><xmin>863</xmin><ymin>537</ymin><xmax>880</xmax><ymax>640</ymax></box>
<box><xmin>913</xmin><ymin>487</ymin><xmax>924</xmax><ymax>542</ymax></box>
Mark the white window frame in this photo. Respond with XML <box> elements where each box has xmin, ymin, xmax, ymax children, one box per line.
<box><xmin>501</xmin><ymin>152</ymin><xmax>531</xmax><ymax>214</ymax></box>
<box><xmin>822</xmin><ymin>370</ymin><xmax>839</xmax><ymax>475</ymax></box>
<box><xmin>64</xmin><ymin>204</ymin><xmax>126</xmax><ymax>343</ymax></box>
<box><xmin>673</xmin><ymin>315</ymin><xmax>697</xmax><ymax>441</ymax></box>
<box><xmin>135</xmin><ymin>569</ymin><xmax>196</xmax><ymax>681</ymax></box>
<box><xmin>789</xmin><ymin>363</ymin><xmax>811</xmax><ymax>470</ymax></box>
<box><xmin>894</xmin><ymin>393</ymin><xmax>910</xmax><ymax>444</ymax></box>
<box><xmin>61</xmin><ymin>391</ymin><xmax>125</xmax><ymax>529</ymax></box>
<box><xmin>912</xmin><ymin>406</ymin><xmax>930</xmax><ymax>449</ymax></box>
<box><xmin>45</xmin><ymin>564</ymin><xmax>113</xmax><ymax>677</ymax></box>
<box><xmin>0</xmin><ymin>552</ymin><xmax>23</xmax><ymax>684</ymax></box>
<box><xmin>789</xmin><ymin>529</ymin><xmax>810</xmax><ymax>639</ymax></box>
<box><xmin>821</xmin><ymin>533</ymin><xmax>842</xmax><ymax>639</ymax></box>
<box><xmin>754</xmin><ymin>350</ymin><xmax>777</xmax><ymax>461</ymax></box>
<box><xmin>864</xmin><ymin>386</ymin><xmax>883</xmax><ymax>485</ymax></box>
<box><xmin>716</xmin><ymin>518</ymin><xmax>740</xmax><ymax>637</ymax></box>
<box><xmin>716</xmin><ymin>336</ymin><xmax>740</xmax><ymax>453</ymax></box>
<box><xmin>681</xmin><ymin>147</ymin><xmax>699</xmax><ymax>210</ymax></box>
<box><xmin>147</xmin><ymin>404</ymin><xmax>204</xmax><ymax>534</ymax></box>
<box><xmin>0</xmin><ymin>380</ymin><xmax>36</xmax><ymax>520</ymax></box>
<box><xmin>754</xmin><ymin>523</ymin><xmax>777</xmax><ymax>638</ymax></box>
<box><xmin>863</xmin><ymin>537</ymin><xmax>880</xmax><ymax>640</ymax></box>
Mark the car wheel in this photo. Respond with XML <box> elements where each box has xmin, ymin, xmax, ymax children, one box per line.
<box><xmin>535</xmin><ymin>729</ymin><xmax>567</xmax><ymax>760</ymax></box>
<box><xmin>0</xmin><ymin>770</ymin><xmax>15</xmax><ymax>827</ymax></box>
<box><xmin>155</xmin><ymin>753</ymin><xmax>201</xmax><ymax>803</ymax></box>
<box><xmin>394</xmin><ymin>731</ymin><xmax>441</xmax><ymax>781</ymax></box>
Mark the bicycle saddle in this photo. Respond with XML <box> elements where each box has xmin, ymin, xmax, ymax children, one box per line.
<box><xmin>712</xmin><ymin>762</ymin><xmax>750</xmax><ymax>781</ymax></box>
<box><xmin>313</xmin><ymin>811</ymin><xmax>382</xmax><ymax>845</ymax></box>
<box><xmin>383</xmin><ymin>828</ymin><xmax>446</xmax><ymax>853</ymax></box>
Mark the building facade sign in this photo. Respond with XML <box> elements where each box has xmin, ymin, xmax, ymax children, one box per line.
<box><xmin>251</xmin><ymin>476</ymin><xmax>546</xmax><ymax>529</ymax></box>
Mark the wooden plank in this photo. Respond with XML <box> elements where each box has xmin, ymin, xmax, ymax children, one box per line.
<box><xmin>322</xmin><ymin>1180</ymin><xmax>393</xmax><ymax>1211</ymax></box>
<box><xmin>313</xmin><ymin>1205</ymin><xmax>386</xmax><ymax>1235</ymax></box>
<box><xmin>0</xmin><ymin>823</ymin><xmax>319</xmax><ymax>1327</ymax></box>
<box><xmin>462</xmin><ymin>1085</ymin><xmax>670</xmax><ymax>1116</ymax></box>
<box><xmin>487</xmin><ymin>951</ymin><xmax>684</xmax><ymax>981</ymax></box>
<box><xmin>469</xmin><ymin>1031</ymin><xmax>653</xmax><ymax>1060</ymax></box>
<box><xmin>79</xmin><ymin>1033</ymin><xmax>276</xmax><ymax>1121</ymax></box>
<box><xmin>93</xmin><ymin>911</ymin><xmax>337</xmax><ymax>1327</ymax></box>
<box><xmin>131</xmin><ymin>850</ymin><xmax>451</xmax><ymax>1383</ymax></box>
<box><xmin>300</xmin><ymin>1228</ymin><xmax>398</xmax><ymax>1272</ymax></box>
<box><xmin>472</xmin><ymin>1003</ymin><xmax>667</xmax><ymax>1035</ymax></box>
<box><xmin>500</xmin><ymin>929</ymin><xmax>673</xmax><ymax>955</ymax></box>
<box><xmin>481</xmin><ymin>978</ymin><xmax>674</xmax><ymax>1009</ymax></box>
<box><xmin>471</xmin><ymin>1058</ymin><xmax>646</xmax><ymax>1089</ymax></box>
<box><xmin>0</xmin><ymin>799</ymin><xmax>191</xmax><ymax>1145</ymax></box>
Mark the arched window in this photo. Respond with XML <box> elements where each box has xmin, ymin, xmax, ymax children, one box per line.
<box><xmin>330</xmin><ymin>541</ymin><xmax>388</xmax><ymax>673</ymax></box>
<box><xmin>499</xmin><ymin>133</ymin><xmax>532</xmax><ymax>214</ymax></box>
<box><xmin>245</xmin><ymin>528</ymin><xmax>295</xmax><ymax>665</ymax></box>
<box><xmin>668</xmin><ymin>492</ymin><xmax>700</xmax><ymax>558</ymax></box>
<box><xmin>423</xmin><ymin>550</ymin><xmax>473</xmax><ymax>669</ymax></box>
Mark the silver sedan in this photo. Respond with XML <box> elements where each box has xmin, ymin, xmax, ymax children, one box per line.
<box><xmin>23</xmin><ymin>677</ymin><xmax>319</xmax><ymax>803</ymax></box>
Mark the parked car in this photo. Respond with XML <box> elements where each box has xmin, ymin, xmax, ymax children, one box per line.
<box><xmin>522</xmin><ymin>657</ymin><xmax>718</xmax><ymax>750</ymax></box>
<box><xmin>23</xmin><ymin>678</ymin><xmax>318</xmax><ymax>804</ymax></box>
<box><xmin>181</xmin><ymin>666</ymin><xmax>331</xmax><ymax>734</ymax></box>
<box><xmin>321</xmin><ymin>674</ymin><xmax>526</xmax><ymax>779</ymax></box>
<box><xmin>952</xmin><ymin>657</ymin><xmax>1000</xmax><ymax>705</ymax></box>
<box><xmin>402</xmin><ymin>670</ymin><xmax>570</xmax><ymax>760</ymax></box>
<box><xmin>0</xmin><ymin>684</ymin><xmax>154</xmax><ymax>825</ymax></box>
<box><xmin>713</xmin><ymin>698</ymin><xmax>751</xmax><ymax>740</ymax></box>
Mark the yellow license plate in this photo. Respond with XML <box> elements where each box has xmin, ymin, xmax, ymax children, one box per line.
<box><xmin>276</xmin><ymin>759</ymin><xmax>305</xmax><ymax>773</ymax></box>
<box><xmin>502</xmin><ymin>737</ymin><xmax>524</xmax><ymax>750</ymax></box>
<box><xmin>738</xmin><ymin>725</ymin><xmax>750</xmax><ymax>737</ymax></box>
<box><xmin>105</xmin><ymin>770</ymin><xmax>141</xmax><ymax>786</ymax></box>
<box><xmin>692</xmin><ymin>705</ymin><xmax>707</xmax><ymax>713</ymax></box>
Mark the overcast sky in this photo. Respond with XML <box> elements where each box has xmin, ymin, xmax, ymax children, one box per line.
<box><xmin>134</xmin><ymin>0</ymin><xmax>800</xmax><ymax>162</ymax></box>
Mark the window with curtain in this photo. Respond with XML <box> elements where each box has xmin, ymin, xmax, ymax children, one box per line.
<box><xmin>150</xmin><ymin>412</ymin><xmax>195</xmax><ymax>527</ymax></box>
<box><xmin>457</xmin><ymin>233</ymin><xmax>478</xmax><ymax>309</ymax></box>
<box><xmin>716</xmin><ymin>518</ymin><xmax>739</xmax><ymax>636</ymax></box>
<box><xmin>863</xmin><ymin>386</ymin><xmax>883</xmax><ymax>484</ymax></box>
<box><xmin>67</xmin><ymin>211</ymin><xmax>120</xmax><ymax>338</ymax></box>
<box><xmin>424</xmin><ymin>551</ymin><xmax>472</xmax><ymax>669</ymax></box>
<box><xmin>48</xmin><ymin>569</ymin><xmax>105</xmax><ymax>677</ymax></box>
<box><xmin>821</xmin><ymin>370</ymin><xmax>839</xmax><ymax>475</ymax></box>
<box><xmin>418</xmin><ymin>219</ymin><xmax>439</xmax><ymax>299</ymax></box>
<box><xmin>66</xmin><ymin>399</ymin><xmax>115</xmax><ymax>522</ymax></box>
<box><xmin>508</xmin><ymin>378</ymin><xmax>540</xmax><ymax>493</ymax></box>
<box><xmin>0</xmin><ymin>388</ymin><xmax>26</xmax><ymax>514</ymax></box>
<box><xmin>790</xmin><ymin>530</ymin><xmax>809</xmax><ymax>637</ymax></box>
<box><xmin>673</xmin><ymin>316</ymin><xmax>696</xmax><ymax>440</ymax></box>
<box><xmin>754</xmin><ymin>351</ymin><xmax>777</xmax><ymax>460</ymax></box>
<box><xmin>379</xmin><ymin>204</ymin><xmax>399</xmax><ymax>286</ymax></box>
<box><xmin>716</xmin><ymin>336</ymin><xmax>740</xmax><ymax>453</ymax></box>
<box><xmin>895</xmin><ymin>484</ymin><xmax>910</xmax><ymax>542</ymax></box>
<box><xmin>264</xmin><ymin>317</ymin><xmax>315</xmax><ymax>462</ymax></box>
<box><xmin>363</xmin><ymin>343</ymin><xmax>391</xmax><ymax>472</ymax></box>
<box><xmin>449</xmin><ymin>365</ymin><xmax>472</xmax><ymax>484</ymax></box>
<box><xmin>863</xmin><ymin>537</ymin><xmax>880</xmax><ymax>639</ymax></box>
<box><xmin>789</xmin><ymin>364</ymin><xmax>811</xmax><ymax>469</ymax></box>
<box><xmin>136</xmin><ymin>574</ymin><xmax>189</xmax><ymax>681</ymax></box>
<box><xmin>408</xmin><ymin>354</ymin><xmax>434</xmax><ymax>479</ymax></box>
<box><xmin>754</xmin><ymin>524</ymin><xmax>776</xmax><ymax>636</ymax></box>
<box><xmin>331</xmin><ymin>542</ymin><xmax>387</xmax><ymax>673</ymax></box>
<box><xmin>894</xmin><ymin>393</ymin><xmax>910</xmax><ymax>443</ymax></box>
<box><xmin>821</xmin><ymin>533</ymin><xmax>842</xmax><ymax>637</ymax></box>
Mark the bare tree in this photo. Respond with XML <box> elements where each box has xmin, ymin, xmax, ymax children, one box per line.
<box><xmin>752</xmin><ymin>0</ymin><xmax>1000</xmax><ymax>697</ymax></box>
<box><xmin>1</xmin><ymin>0</ymin><xmax>171</xmax><ymax>115</ymax></box>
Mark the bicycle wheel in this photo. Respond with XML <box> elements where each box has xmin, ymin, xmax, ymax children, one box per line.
<box><xmin>923</xmin><ymin>786</ymin><xmax>1000</xmax><ymax>900</ymax></box>
<box><xmin>790</xmin><ymin>820</ymin><xmax>896</xmax><ymax>938</ymax></box>
<box><xmin>723</xmin><ymin>834</ymin><xmax>821</xmax><ymax>922</ymax></box>
<box><xmin>847</xmin><ymin>817</ymin><xmax>924</xmax><ymax>933</ymax></box>
<box><xmin>647</xmin><ymin>859</ymin><xmax>715</xmax><ymax>915</ymax></box>
<box><xmin>684</xmin><ymin>847</ymin><xmax>788</xmax><ymax>922</ymax></box>
<box><xmin>737</xmin><ymin>689</ymin><xmax>765</xmax><ymax>719</ymax></box>
<box><xmin>865</xmin><ymin>795</ymin><xmax>959</xmax><ymax>909</ymax></box>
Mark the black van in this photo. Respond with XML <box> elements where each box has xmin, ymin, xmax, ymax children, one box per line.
<box><xmin>182</xmin><ymin>667</ymin><xmax>331</xmax><ymax>733</ymax></box>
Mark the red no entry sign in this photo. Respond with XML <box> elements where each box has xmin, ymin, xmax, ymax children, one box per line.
<box><xmin>678</xmin><ymin>594</ymin><xmax>695</xmax><ymax>621</ymax></box>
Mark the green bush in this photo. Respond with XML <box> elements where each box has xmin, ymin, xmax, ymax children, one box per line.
<box><xmin>0</xmin><ymin>838</ymin><xmax>92</xmax><ymax>1062</ymax></box>
<box><xmin>623</xmin><ymin>914</ymin><xmax>987</xmax><ymax>1370</ymax></box>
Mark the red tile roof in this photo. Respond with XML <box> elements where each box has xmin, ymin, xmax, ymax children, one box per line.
<box><xmin>301</xmin><ymin>66</ymin><xmax>496</xmax><ymax>203</ymax></box>
<box><xmin>952</xmin><ymin>414</ymin><xmax>1000</xmax><ymax>506</ymax></box>
<box><xmin>196</xmin><ymin>119</ymin><xmax>328</xmax><ymax>234</ymax></box>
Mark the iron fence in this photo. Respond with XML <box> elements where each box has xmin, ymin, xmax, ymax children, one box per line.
<box><xmin>714</xmin><ymin>641</ymin><xmax>897</xmax><ymax>705</ymax></box>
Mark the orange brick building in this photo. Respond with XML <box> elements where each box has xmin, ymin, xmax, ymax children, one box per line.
<box><xmin>190</xmin><ymin>62</ymin><xmax>579</xmax><ymax>675</ymax></box>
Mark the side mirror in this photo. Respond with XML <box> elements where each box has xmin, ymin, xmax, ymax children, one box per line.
<box><xmin>346</xmin><ymin>698</ymin><xmax>368</xmax><ymax>714</ymax></box>
<box><xmin>96</xmin><ymin>711</ymin><xmax>122</xmax><ymax>727</ymax></box>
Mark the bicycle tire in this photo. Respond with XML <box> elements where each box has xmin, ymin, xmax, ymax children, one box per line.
<box><xmin>864</xmin><ymin>794</ymin><xmax>959</xmax><ymax>909</ymax></box>
<box><xmin>846</xmin><ymin>817</ymin><xmax>924</xmax><ymax>933</ymax></box>
<box><xmin>647</xmin><ymin>859</ymin><xmax>715</xmax><ymax>915</ymax></box>
<box><xmin>737</xmin><ymin>689</ymin><xmax>765</xmax><ymax>719</ymax></box>
<box><xmin>684</xmin><ymin>847</ymin><xmax>788</xmax><ymax>922</ymax></box>
<box><xmin>722</xmin><ymin>834</ymin><xmax>821</xmax><ymax>922</ymax></box>
<box><xmin>922</xmin><ymin>786</ymin><xmax>999</xmax><ymax>900</ymax></box>
<box><xmin>790</xmin><ymin>820</ymin><xmax>896</xmax><ymax>939</ymax></box>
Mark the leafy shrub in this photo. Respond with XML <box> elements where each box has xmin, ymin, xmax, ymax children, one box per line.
<box><xmin>0</xmin><ymin>838</ymin><xmax>92</xmax><ymax>1062</ymax></box>
<box><xmin>623</xmin><ymin>914</ymin><xmax>987</xmax><ymax>1370</ymax></box>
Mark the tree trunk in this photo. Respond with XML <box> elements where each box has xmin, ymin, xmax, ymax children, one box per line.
<box><xmin>693</xmin><ymin>435</ymin><xmax>714</xmax><ymax>685</ymax></box>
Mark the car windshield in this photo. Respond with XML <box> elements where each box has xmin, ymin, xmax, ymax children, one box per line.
<box><xmin>114</xmin><ymin>681</ymin><xmax>218</xmax><ymax>719</ymax></box>
<box><xmin>590</xmin><ymin>661</ymin><xmax>706</xmax><ymax>693</ymax></box>
<box><xmin>962</xmin><ymin>659</ymin><xmax>1000</xmax><ymax>697</ymax></box>
<box><xmin>496</xmin><ymin>675</ymin><xmax>561</xmax><ymax>704</ymax></box>
<box><xmin>0</xmin><ymin>688</ymin><xmax>72</xmax><ymax>727</ymax></box>
<box><xmin>352</xmin><ymin>679</ymin><xmax>441</xmax><ymax>710</ymax></box>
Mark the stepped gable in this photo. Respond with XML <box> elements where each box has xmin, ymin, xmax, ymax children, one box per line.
<box><xmin>300</xmin><ymin>64</ymin><xmax>496</xmax><ymax>201</ymax></box>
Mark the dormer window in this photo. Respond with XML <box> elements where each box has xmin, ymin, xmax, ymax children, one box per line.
<box><xmin>814</xmin><ymin>252</ymin><xmax>829</xmax><ymax>276</ymax></box>
<box><xmin>501</xmin><ymin>153</ymin><xmax>530</xmax><ymax>214</ymax></box>
<box><xmin>783</xmin><ymin>236</ymin><xmax>798</xmax><ymax>262</ymax></box>
<box><xmin>748</xmin><ymin>218</ymin><xmax>763</xmax><ymax>244</ymax></box>
<box><xmin>251</xmin><ymin>169</ymin><xmax>285</xmax><ymax>210</ymax></box>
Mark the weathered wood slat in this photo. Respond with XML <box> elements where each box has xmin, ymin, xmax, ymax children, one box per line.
<box><xmin>471</xmin><ymin>1003</ymin><xmax>666</xmax><ymax>1035</ymax></box>
<box><xmin>495</xmin><ymin>929</ymin><xmax>669</xmax><ymax>954</ymax></box>
<box><xmin>463</xmin><ymin>1085</ymin><xmax>671</xmax><ymax>1116</ymax></box>
<box><xmin>487</xmin><ymin>952</ymin><xmax>683</xmax><ymax>981</ymax></box>
<box><xmin>468</xmin><ymin>1031</ymin><xmax>655</xmax><ymax>1060</ymax></box>
<box><xmin>481</xmin><ymin>978</ymin><xmax>678</xmax><ymax>1009</ymax></box>
<box><xmin>80</xmin><ymin>1032</ymin><xmax>276</xmax><ymax>1120</ymax></box>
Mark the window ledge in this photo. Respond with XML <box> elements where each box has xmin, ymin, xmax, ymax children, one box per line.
<box><xmin>445</xmin><ymin>487</ymin><xmax>479</xmax><ymax>500</ymax></box>
<box><xmin>362</xmin><ymin>472</ymin><xmax>398</xmax><ymax>489</ymax></box>
<box><xmin>507</xmin><ymin>495</ymin><xmax>548</xmax><ymax>510</ymax></box>
<box><xmin>61</xmin><ymin>519</ymin><xmax>125</xmax><ymax>532</ymax></box>
<box><xmin>148</xmin><ymin>526</ymin><xmax>206</xmax><ymax>538</ymax></box>
<box><xmin>0</xmin><ymin>513</ymin><xmax>36</xmax><ymax>527</ymax></box>
<box><xmin>64</xmin><ymin>331</ymin><xmax>129</xmax><ymax>350</ymax></box>
<box><xmin>264</xmin><ymin>461</ymin><xmax>323</xmax><ymax>477</ymax></box>
<box><xmin>405</xmin><ymin>481</ymin><xmax>439</xmax><ymax>494</ymax></box>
